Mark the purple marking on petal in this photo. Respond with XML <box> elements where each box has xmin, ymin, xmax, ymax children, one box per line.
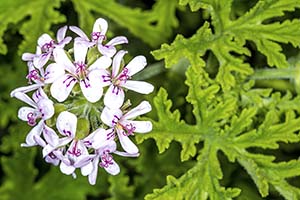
<box><xmin>68</xmin><ymin>141</ymin><xmax>82</xmax><ymax>157</ymax></box>
<box><xmin>81</xmin><ymin>79</ymin><xmax>91</xmax><ymax>88</ymax></box>
<box><xmin>27</xmin><ymin>112</ymin><xmax>37</xmax><ymax>126</ymax></box>
<box><xmin>49</xmin><ymin>152</ymin><xmax>57</xmax><ymax>159</ymax></box>
<box><xmin>84</xmin><ymin>140</ymin><xmax>92</xmax><ymax>146</ymax></box>
<box><xmin>106</xmin><ymin>129</ymin><xmax>115</xmax><ymax>140</ymax></box>
<box><xmin>112</xmin><ymin>85</ymin><xmax>121</xmax><ymax>95</ymax></box>
<box><xmin>102</xmin><ymin>75</ymin><xmax>111</xmax><ymax>82</ymax></box>
<box><xmin>112</xmin><ymin>115</ymin><xmax>120</xmax><ymax>126</ymax></box>
<box><xmin>63</xmin><ymin>75</ymin><xmax>77</xmax><ymax>87</ymax></box>
<box><xmin>41</xmin><ymin>40</ymin><xmax>55</xmax><ymax>53</ymax></box>
<box><xmin>99</xmin><ymin>150</ymin><xmax>113</xmax><ymax>168</ymax></box>
<box><xmin>91</xmin><ymin>32</ymin><xmax>106</xmax><ymax>42</ymax></box>
<box><xmin>63</xmin><ymin>129</ymin><xmax>72</xmax><ymax>137</ymax></box>
<box><xmin>26</xmin><ymin>70</ymin><xmax>41</xmax><ymax>83</ymax></box>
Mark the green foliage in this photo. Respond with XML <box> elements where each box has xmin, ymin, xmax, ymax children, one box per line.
<box><xmin>1</xmin><ymin>0</ymin><xmax>300</xmax><ymax>199</ymax></box>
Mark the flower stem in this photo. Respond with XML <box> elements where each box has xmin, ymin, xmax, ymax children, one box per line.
<box><xmin>250</xmin><ymin>68</ymin><xmax>298</xmax><ymax>80</ymax></box>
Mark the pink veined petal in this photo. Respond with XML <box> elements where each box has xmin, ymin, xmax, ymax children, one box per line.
<box><xmin>80</xmin><ymin>74</ymin><xmax>103</xmax><ymax>103</ymax></box>
<box><xmin>125</xmin><ymin>120</ymin><xmax>152</xmax><ymax>133</ymax></box>
<box><xmin>96</xmin><ymin>69</ymin><xmax>111</xmax><ymax>87</ymax></box>
<box><xmin>112</xmin><ymin>50</ymin><xmax>127</xmax><ymax>77</ymax></box>
<box><xmin>18</xmin><ymin>107</ymin><xmax>36</xmax><ymax>121</ymax></box>
<box><xmin>43</xmin><ymin>125</ymin><xmax>59</xmax><ymax>146</ymax></box>
<box><xmin>44</xmin><ymin>63</ymin><xmax>65</xmax><ymax>84</ymax></box>
<box><xmin>53</xmin><ymin>48</ymin><xmax>76</xmax><ymax>74</ymax></box>
<box><xmin>100</xmin><ymin>107</ymin><xmax>123</xmax><ymax>127</ymax></box>
<box><xmin>14</xmin><ymin>92</ymin><xmax>37</xmax><ymax>108</ymax></box>
<box><xmin>93</xmin><ymin>18</ymin><xmax>108</xmax><ymax>36</ymax></box>
<box><xmin>37</xmin><ymin>34</ymin><xmax>53</xmax><ymax>47</ymax></box>
<box><xmin>104</xmin><ymin>84</ymin><xmax>125</xmax><ymax>109</ymax></box>
<box><xmin>37</xmin><ymin>99</ymin><xmax>54</xmax><ymax>120</ymax></box>
<box><xmin>116</xmin><ymin>129</ymin><xmax>139</xmax><ymax>154</ymax></box>
<box><xmin>56</xmin><ymin>111</ymin><xmax>77</xmax><ymax>138</ymax></box>
<box><xmin>50</xmin><ymin>74</ymin><xmax>77</xmax><ymax>102</ymax></box>
<box><xmin>104</xmin><ymin>160</ymin><xmax>120</xmax><ymax>175</ymax></box>
<box><xmin>89</xmin><ymin>56</ymin><xmax>112</xmax><ymax>71</ymax></box>
<box><xmin>69</xmin><ymin>26</ymin><xmax>89</xmax><ymax>41</ymax></box>
<box><xmin>56</xmin><ymin>25</ymin><xmax>68</xmax><ymax>42</ymax></box>
<box><xmin>122</xmin><ymin>80</ymin><xmax>154</xmax><ymax>94</ymax></box>
<box><xmin>32</xmin><ymin>88</ymin><xmax>48</xmax><ymax>102</ymax></box>
<box><xmin>106</xmin><ymin>36</ymin><xmax>128</xmax><ymax>46</ymax></box>
<box><xmin>74</xmin><ymin>39</ymin><xmax>89</xmax><ymax>63</ymax></box>
<box><xmin>88</xmin><ymin>157</ymin><xmax>100</xmax><ymax>185</ymax></box>
<box><xmin>98</xmin><ymin>44</ymin><xmax>116</xmax><ymax>58</ymax></box>
<box><xmin>123</xmin><ymin>101</ymin><xmax>152</xmax><ymax>120</ymax></box>
<box><xmin>126</xmin><ymin>55</ymin><xmax>147</xmax><ymax>76</ymax></box>
<box><xmin>33</xmin><ymin>53</ymin><xmax>51</xmax><ymax>69</ymax></box>
<box><xmin>60</xmin><ymin>161</ymin><xmax>76</xmax><ymax>175</ymax></box>
<box><xmin>10</xmin><ymin>84</ymin><xmax>43</xmax><ymax>98</ymax></box>
<box><xmin>21</xmin><ymin>120</ymin><xmax>44</xmax><ymax>147</ymax></box>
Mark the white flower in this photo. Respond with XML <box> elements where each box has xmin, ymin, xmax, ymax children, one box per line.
<box><xmin>14</xmin><ymin>88</ymin><xmax>55</xmax><ymax>147</ymax></box>
<box><xmin>70</xmin><ymin>18</ymin><xmax>128</xmax><ymax>57</ymax></box>
<box><xmin>50</xmin><ymin>39</ymin><xmax>112</xmax><ymax>102</ymax></box>
<box><xmin>100</xmin><ymin>50</ymin><xmax>154</xmax><ymax>108</ymax></box>
<box><xmin>100</xmin><ymin>101</ymin><xmax>152</xmax><ymax>154</ymax></box>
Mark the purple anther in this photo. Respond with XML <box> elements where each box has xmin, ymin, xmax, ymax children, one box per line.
<box><xmin>41</xmin><ymin>40</ymin><xmax>55</xmax><ymax>53</ymax></box>
<box><xmin>99</xmin><ymin>150</ymin><xmax>113</xmax><ymax>168</ymax></box>
<box><xmin>91</xmin><ymin>32</ymin><xmax>106</xmax><ymax>42</ymax></box>
<box><xmin>68</xmin><ymin>141</ymin><xmax>82</xmax><ymax>157</ymax></box>
<box><xmin>26</xmin><ymin>70</ymin><xmax>40</xmax><ymax>83</ymax></box>
<box><xmin>27</xmin><ymin>112</ymin><xmax>37</xmax><ymax>126</ymax></box>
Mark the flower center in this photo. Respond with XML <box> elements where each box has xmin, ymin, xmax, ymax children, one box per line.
<box><xmin>68</xmin><ymin>141</ymin><xmax>82</xmax><ymax>157</ymax></box>
<box><xmin>27</xmin><ymin>69</ymin><xmax>43</xmax><ymax>83</ymax></box>
<box><xmin>110</xmin><ymin>68</ymin><xmax>131</xmax><ymax>95</ymax></box>
<box><xmin>112</xmin><ymin>115</ymin><xmax>136</xmax><ymax>136</ymax></box>
<box><xmin>99</xmin><ymin>150</ymin><xmax>113</xmax><ymax>168</ymax></box>
<box><xmin>27</xmin><ymin>110</ymin><xmax>43</xmax><ymax>126</ymax></box>
<box><xmin>91</xmin><ymin>32</ymin><xmax>106</xmax><ymax>42</ymax></box>
<box><xmin>41</xmin><ymin>40</ymin><xmax>55</xmax><ymax>53</ymax></box>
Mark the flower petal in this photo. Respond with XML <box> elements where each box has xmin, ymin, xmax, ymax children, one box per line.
<box><xmin>125</xmin><ymin>120</ymin><xmax>152</xmax><ymax>133</ymax></box>
<box><xmin>60</xmin><ymin>162</ymin><xmax>75</xmax><ymax>175</ymax></box>
<box><xmin>84</xmin><ymin>128</ymin><xmax>107</xmax><ymax>149</ymax></box>
<box><xmin>14</xmin><ymin>92</ymin><xmax>37</xmax><ymax>108</ymax></box>
<box><xmin>38</xmin><ymin>34</ymin><xmax>53</xmax><ymax>47</ymax></box>
<box><xmin>81</xmin><ymin>162</ymin><xmax>94</xmax><ymax>176</ymax></box>
<box><xmin>104</xmin><ymin>85</ymin><xmax>125</xmax><ymax>109</ymax></box>
<box><xmin>56</xmin><ymin>25</ymin><xmax>68</xmax><ymax>42</ymax></box>
<box><xmin>10</xmin><ymin>84</ymin><xmax>43</xmax><ymax>98</ymax></box>
<box><xmin>69</xmin><ymin>26</ymin><xmax>89</xmax><ymax>41</ymax></box>
<box><xmin>74</xmin><ymin>39</ymin><xmax>88</xmax><ymax>63</ymax></box>
<box><xmin>21</xmin><ymin>120</ymin><xmax>44</xmax><ymax>147</ymax></box>
<box><xmin>37</xmin><ymin>99</ymin><xmax>54</xmax><ymax>120</ymax></box>
<box><xmin>18</xmin><ymin>107</ymin><xmax>36</xmax><ymax>121</ymax></box>
<box><xmin>33</xmin><ymin>53</ymin><xmax>51</xmax><ymax>69</ymax></box>
<box><xmin>56</xmin><ymin>111</ymin><xmax>77</xmax><ymax>138</ymax></box>
<box><xmin>80</xmin><ymin>73</ymin><xmax>103</xmax><ymax>103</ymax></box>
<box><xmin>116</xmin><ymin>129</ymin><xmax>139</xmax><ymax>154</ymax></box>
<box><xmin>89</xmin><ymin>56</ymin><xmax>112</xmax><ymax>71</ymax></box>
<box><xmin>101</xmin><ymin>107</ymin><xmax>122</xmax><ymax>127</ymax></box>
<box><xmin>106</xmin><ymin>36</ymin><xmax>128</xmax><ymax>46</ymax></box>
<box><xmin>88</xmin><ymin>157</ymin><xmax>100</xmax><ymax>185</ymax></box>
<box><xmin>98</xmin><ymin>44</ymin><xmax>116</xmax><ymax>58</ymax></box>
<box><xmin>93</xmin><ymin>18</ymin><xmax>108</xmax><ymax>37</ymax></box>
<box><xmin>53</xmin><ymin>48</ymin><xmax>76</xmax><ymax>74</ymax></box>
<box><xmin>50</xmin><ymin>74</ymin><xmax>77</xmax><ymax>102</ymax></box>
<box><xmin>32</xmin><ymin>88</ymin><xmax>48</xmax><ymax>102</ymax></box>
<box><xmin>112</xmin><ymin>50</ymin><xmax>127</xmax><ymax>77</ymax></box>
<box><xmin>44</xmin><ymin>63</ymin><xmax>65</xmax><ymax>84</ymax></box>
<box><xmin>126</xmin><ymin>55</ymin><xmax>147</xmax><ymax>76</ymax></box>
<box><xmin>43</xmin><ymin>125</ymin><xmax>59</xmax><ymax>146</ymax></box>
<box><xmin>123</xmin><ymin>101</ymin><xmax>152</xmax><ymax>119</ymax></box>
<box><xmin>104</xmin><ymin>160</ymin><xmax>120</xmax><ymax>175</ymax></box>
<box><xmin>122</xmin><ymin>80</ymin><xmax>154</xmax><ymax>94</ymax></box>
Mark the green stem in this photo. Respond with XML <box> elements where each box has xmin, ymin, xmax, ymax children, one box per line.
<box><xmin>250</xmin><ymin>68</ymin><xmax>298</xmax><ymax>80</ymax></box>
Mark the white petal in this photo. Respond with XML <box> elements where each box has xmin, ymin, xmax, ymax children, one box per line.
<box><xmin>33</xmin><ymin>53</ymin><xmax>51</xmax><ymax>69</ymax></box>
<box><xmin>81</xmin><ymin>162</ymin><xmax>94</xmax><ymax>176</ymax></box>
<box><xmin>89</xmin><ymin>56</ymin><xmax>112</xmax><ymax>70</ymax></box>
<box><xmin>114</xmin><ymin>151</ymin><xmax>139</xmax><ymax>157</ymax></box>
<box><xmin>32</xmin><ymin>88</ymin><xmax>48</xmax><ymax>102</ymax></box>
<box><xmin>126</xmin><ymin>120</ymin><xmax>152</xmax><ymax>133</ymax></box>
<box><xmin>123</xmin><ymin>101</ymin><xmax>152</xmax><ymax>119</ymax></box>
<box><xmin>104</xmin><ymin>85</ymin><xmax>124</xmax><ymax>109</ymax></box>
<box><xmin>84</xmin><ymin>128</ymin><xmax>107</xmax><ymax>149</ymax></box>
<box><xmin>38</xmin><ymin>34</ymin><xmax>53</xmax><ymax>47</ymax></box>
<box><xmin>43</xmin><ymin>125</ymin><xmax>59</xmax><ymax>146</ymax></box>
<box><xmin>93</xmin><ymin>18</ymin><xmax>108</xmax><ymax>36</ymax></box>
<box><xmin>69</xmin><ymin>26</ymin><xmax>89</xmax><ymax>41</ymax></box>
<box><xmin>117</xmin><ymin>129</ymin><xmax>139</xmax><ymax>154</ymax></box>
<box><xmin>13</xmin><ymin>92</ymin><xmax>37</xmax><ymax>108</ymax></box>
<box><xmin>10</xmin><ymin>84</ymin><xmax>43</xmax><ymax>98</ymax></box>
<box><xmin>44</xmin><ymin>63</ymin><xmax>65</xmax><ymax>83</ymax></box>
<box><xmin>56</xmin><ymin>26</ymin><xmax>68</xmax><ymax>42</ymax></box>
<box><xmin>53</xmin><ymin>48</ymin><xmax>76</xmax><ymax>74</ymax></box>
<box><xmin>21</xmin><ymin>120</ymin><xmax>44</xmax><ymax>147</ymax></box>
<box><xmin>22</xmin><ymin>52</ymin><xmax>36</xmax><ymax>61</ymax></box>
<box><xmin>56</xmin><ymin>111</ymin><xmax>77</xmax><ymax>138</ymax></box>
<box><xmin>126</xmin><ymin>55</ymin><xmax>147</xmax><ymax>76</ymax></box>
<box><xmin>106</xmin><ymin>36</ymin><xmax>128</xmax><ymax>46</ymax></box>
<box><xmin>37</xmin><ymin>99</ymin><xmax>54</xmax><ymax>120</ymax></box>
<box><xmin>74</xmin><ymin>39</ymin><xmax>88</xmax><ymax>63</ymax></box>
<box><xmin>100</xmin><ymin>107</ymin><xmax>122</xmax><ymax>127</ymax></box>
<box><xmin>88</xmin><ymin>157</ymin><xmax>100</xmax><ymax>185</ymax></box>
<box><xmin>98</xmin><ymin>45</ymin><xmax>116</xmax><ymax>58</ymax></box>
<box><xmin>80</xmin><ymin>75</ymin><xmax>103</xmax><ymax>103</ymax></box>
<box><xmin>18</xmin><ymin>107</ymin><xmax>36</xmax><ymax>121</ymax></box>
<box><xmin>122</xmin><ymin>80</ymin><xmax>154</xmax><ymax>94</ymax></box>
<box><xmin>50</xmin><ymin>74</ymin><xmax>77</xmax><ymax>102</ymax></box>
<box><xmin>112</xmin><ymin>50</ymin><xmax>127</xmax><ymax>77</ymax></box>
<box><xmin>60</xmin><ymin>162</ymin><xmax>75</xmax><ymax>175</ymax></box>
<box><xmin>104</xmin><ymin>160</ymin><xmax>120</xmax><ymax>175</ymax></box>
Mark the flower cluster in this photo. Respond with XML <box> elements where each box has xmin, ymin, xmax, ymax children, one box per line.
<box><xmin>10</xmin><ymin>18</ymin><xmax>154</xmax><ymax>185</ymax></box>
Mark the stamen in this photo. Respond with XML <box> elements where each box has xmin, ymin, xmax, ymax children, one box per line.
<box><xmin>41</xmin><ymin>40</ymin><xmax>55</xmax><ymax>53</ymax></box>
<box><xmin>68</xmin><ymin>141</ymin><xmax>82</xmax><ymax>157</ymax></box>
<box><xmin>91</xmin><ymin>32</ymin><xmax>106</xmax><ymax>42</ymax></box>
<box><xmin>99</xmin><ymin>150</ymin><xmax>113</xmax><ymax>168</ymax></box>
<box><xmin>121</xmin><ymin>123</ymin><xmax>136</xmax><ymax>136</ymax></box>
<box><xmin>26</xmin><ymin>70</ymin><xmax>40</xmax><ymax>83</ymax></box>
